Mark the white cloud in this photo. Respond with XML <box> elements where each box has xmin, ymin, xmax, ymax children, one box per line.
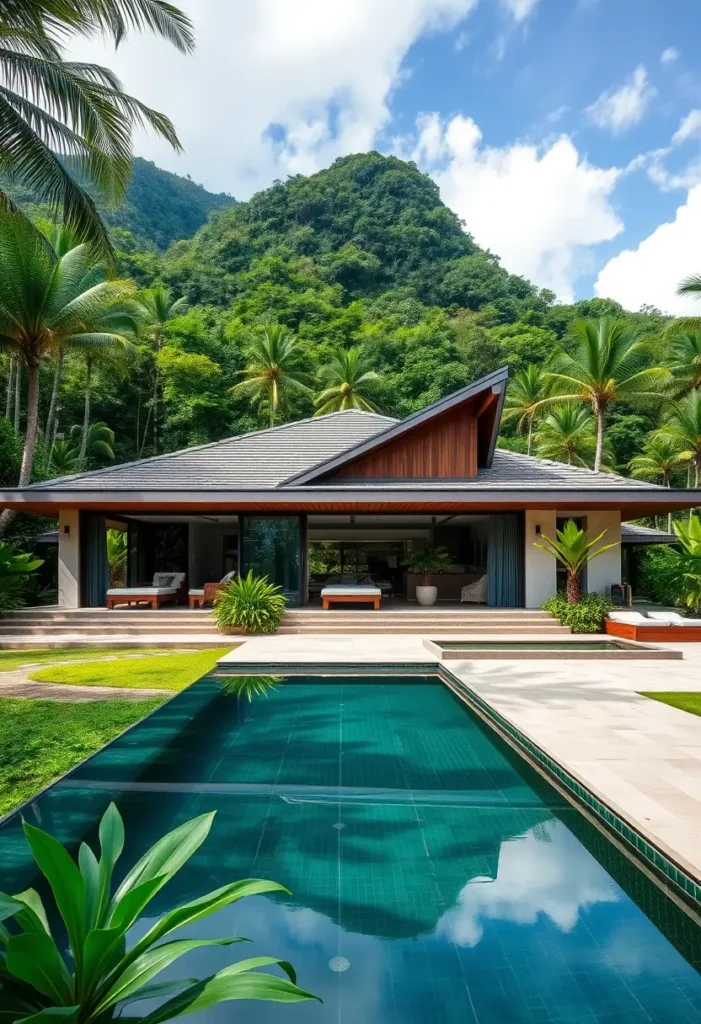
<box><xmin>501</xmin><ymin>0</ymin><xmax>540</xmax><ymax>22</ymax></box>
<box><xmin>672</xmin><ymin>109</ymin><xmax>701</xmax><ymax>144</ymax></box>
<box><xmin>661</xmin><ymin>47</ymin><xmax>679</xmax><ymax>65</ymax></box>
<box><xmin>585</xmin><ymin>65</ymin><xmax>655</xmax><ymax>134</ymax></box>
<box><xmin>595</xmin><ymin>183</ymin><xmax>701</xmax><ymax>314</ymax></box>
<box><xmin>409</xmin><ymin>112</ymin><xmax>622</xmax><ymax>300</ymax></box>
<box><xmin>65</xmin><ymin>0</ymin><xmax>477</xmax><ymax>197</ymax></box>
<box><xmin>437</xmin><ymin>823</ymin><xmax>619</xmax><ymax>948</ymax></box>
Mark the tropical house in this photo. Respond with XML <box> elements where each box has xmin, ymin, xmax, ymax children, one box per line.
<box><xmin>1</xmin><ymin>368</ymin><xmax>697</xmax><ymax>610</ymax></box>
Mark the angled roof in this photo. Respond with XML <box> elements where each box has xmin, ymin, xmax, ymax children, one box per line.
<box><xmin>620</xmin><ymin>522</ymin><xmax>677</xmax><ymax>544</ymax></box>
<box><xmin>26</xmin><ymin>410</ymin><xmax>397</xmax><ymax>492</ymax></box>
<box><xmin>284</xmin><ymin>365</ymin><xmax>509</xmax><ymax>486</ymax></box>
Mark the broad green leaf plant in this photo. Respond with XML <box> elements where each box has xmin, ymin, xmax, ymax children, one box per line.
<box><xmin>0</xmin><ymin>804</ymin><xmax>319</xmax><ymax>1022</ymax></box>
<box><xmin>534</xmin><ymin>519</ymin><xmax>618</xmax><ymax>604</ymax></box>
<box><xmin>673</xmin><ymin>515</ymin><xmax>701</xmax><ymax>615</ymax></box>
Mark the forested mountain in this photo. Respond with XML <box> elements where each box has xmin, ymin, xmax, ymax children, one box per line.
<box><xmin>1</xmin><ymin>158</ymin><xmax>235</xmax><ymax>251</ymax></box>
<box><xmin>12</xmin><ymin>151</ymin><xmax>671</xmax><ymax>478</ymax></box>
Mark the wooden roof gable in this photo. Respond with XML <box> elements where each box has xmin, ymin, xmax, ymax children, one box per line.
<box><xmin>283</xmin><ymin>366</ymin><xmax>509</xmax><ymax>485</ymax></box>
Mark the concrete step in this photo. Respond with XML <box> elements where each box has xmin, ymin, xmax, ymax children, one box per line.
<box><xmin>0</xmin><ymin>636</ymin><xmax>234</xmax><ymax>649</ymax></box>
<box><xmin>0</xmin><ymin>624</ymin><xmax>222</xmax><ymax>636</ymax></box>
<box><xmin>276</xmin><ymin>624</ymin><xmax>571</xmax><ymax>635</ymax></box>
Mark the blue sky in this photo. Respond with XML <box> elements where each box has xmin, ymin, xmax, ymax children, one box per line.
<box><xmin>70</xmin><ymin>0</ymin><xmax>701</xmax><ymax>313</ymax></box>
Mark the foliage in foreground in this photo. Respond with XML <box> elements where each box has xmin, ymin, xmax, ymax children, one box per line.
<box><xmin>0</xmin><ymin>540</ymin><xmax>43</xmax><ymax>611</ymax></box>
<box><xmin>636</xmin><ymin>546</ymin><xmax>684</xmax><ymax>608</ymax></box>
<box><xmin>672</xmin><ymin>515</ymin><xmax>701</xmax><ymax>614</ymax></box>
<box><xmin>542</xmin><ymin>593</ymin><xmax>614</xmax><ymax>633</ymax></box>
<box><xmin>214</xmin><ymin>571</ymin><xmax>287</xmax><ymax>635</ymax></box>
<box><xmin>534</xmin><ymin>519</ymin><xmax>618</xmax><ymax>603</ymax></box>
<box><xmin>0</xmin><ymin>804</ymin><xmax>318</xmax><ymax>1021</ymax></box>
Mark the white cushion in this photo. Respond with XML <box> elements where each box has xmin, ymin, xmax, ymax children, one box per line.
<box><xmin>648</xmin><ymin>611</ymin><xmax>701</xmax><ymax>626</ymax></box>
<box><xmin>220</xmin><ymin>570</ymin><xmax>236</xmax><ymax>584</ymax></box>
<box><xmin>608</xmin><ymin>611</ymin><xmax>649</xmax><ymax>624</ymax></box>
<box><xmin>321</xmin><ymin>585</ymin><xmax>381</xmax><ymax>596</ymax></box>
<box><xmin>107</xmin><ymin>587</ymin><xmax>177</xmax><ymax>596</ymax></box>
<box><xmin>188</xmin><ymin>589</ymin><xmax>205</xmax><ymax>596</ymax></box>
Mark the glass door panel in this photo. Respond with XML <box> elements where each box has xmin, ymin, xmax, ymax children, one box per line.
<box><xmin>241</xmin><ymin>516</ymin><xmax>301</xmax><ymax>607</ymax></box>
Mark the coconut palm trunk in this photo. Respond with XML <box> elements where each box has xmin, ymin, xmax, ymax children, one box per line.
<box><xmin>13</xmin><ymin>363</ymin><xmax>21</xmax><ymax>434</ymax></box>
<box><xmin>594</xmin><ymin>404</ymin><xmax>605</xmax><ymax>473</ymax></box>
<box><xmin>5</xmin><ymin>358</ymin><xmax>13</xmax><ymax>421</ymax></box>
<box><xmin>0</xmin><ymin>361</ymin><xmax>39</xmax><ymax>531</ymax></box>
<box><xmin>566</xmin><ymin>569</ymin><xmax>582</xmax><ymax>604</ymax></box>
<box><xmin>78</xmin><ymin>357</ymin><xmax>93</xmax><ymax>470</ymax></box>
<box><xmin>44</xmin><ymin>349</ymin><xmax>64</xmax><ymax>453</ymax></box>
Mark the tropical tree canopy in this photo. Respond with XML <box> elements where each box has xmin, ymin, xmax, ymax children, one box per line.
<box><xmin>314</xmin><ymin>346</ymin><xmax>381</xmax><ymax>416</ymax></box>
<box><xmin>534</xmin><ymin>403</ymin><xmax>600</xmax><ymax>469</ymax></box>
<box><xmin>541</xmin><ymin>317</ymin><xmax>670</xmax><ymax>472</ymax></box>
<box><xmin>503</xmin><ymin>364</ymin><xmax>547</xmax><ymax>454</ymax></box>
<box><xmin>232</xmin><ymin>326</ymin><xmax>311</xmax><ymax>428</ymax></box>
<box><xmin>654</xmin><ymin>390</ymin><xmax>701</xmax><ymax>487</ymax></box>
<box><xmin>0</xmin><ymin>208</ymin><xmax>139</xmax><ymax>498</ymax></box>
<box><xmin>0</xmin><ymin>0</ymin><xmax>193</xmax><ymax>255</ymax></box>
<box><xmin>629</xmin><ymin>435</ymin><xmax>681</xmax><ymax>487</ymax></box>
<box><xmin>663</xmin><ymin>331</ymin><xmax>701</xmax><ymax>393</ymax></box>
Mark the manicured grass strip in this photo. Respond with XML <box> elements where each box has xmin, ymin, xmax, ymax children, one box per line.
<box><xmin>639</xmin><ymin>691</ymin><xmax>701</xmax><ymax>718</ymax></box>
<box><xmin>0</xmin><ymin>697</ymin><xmax>163</xmax><ymax>817</ymax></box>
<box><xmin>30</xmin><ymin>648</ymin><xmax>233</xmax><ymax>691</ymax></box>
<box><xmin>0</xmin><ymin>647</ymin><xmax>197</xmax><ymax>672</ymax></box>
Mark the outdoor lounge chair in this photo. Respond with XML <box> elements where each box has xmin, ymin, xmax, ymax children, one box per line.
<box><xmin>608</xmin><ymin>611</ymin><xmax>650</xmax><ymax>624</ymax></box>
<box><xmin>188</xmin><ymin>571</ymin><xmax>237</xmax><ymax>608</ymax></box>
<box><xmin>461</xmin><ymin>574</ymin><xmax>488</xmax><ymax>604</ymax></box>
<box><xmin>647</xmin><ymin>611</ymin><xmax>701</xmax><ymax>626</ymax></box>
<box><xmin>107</xmin><ymin>572</ymin><xmax>186</xmax><ymax>610</ymax></box>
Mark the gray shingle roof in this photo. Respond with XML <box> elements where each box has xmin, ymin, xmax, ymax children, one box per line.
<box><xmin>25</xmin><ymin>409</ymin><xmax>667</xmax><ymax>494</ymax></box>
<box><xmin>28</xmin><ymin>410</ymin><xmax>397</xmax><ymax>491</ymax></box>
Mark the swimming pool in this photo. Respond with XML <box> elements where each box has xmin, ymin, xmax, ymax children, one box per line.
<box><xmin>0</xmin><ymin>674</ymin><xmax>699</xmax><ymax>1023</ymax></box>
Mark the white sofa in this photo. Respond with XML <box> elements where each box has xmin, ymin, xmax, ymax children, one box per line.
<box><xmin>107</xmin><ymin>572</ymin><xmax>186</xmax><ymax>609</ymax></box>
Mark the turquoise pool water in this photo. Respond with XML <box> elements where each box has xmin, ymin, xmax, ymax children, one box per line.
<box><xmin>0</xmin><ymin>674</ymin><xmax>699</xmax><ymax>1023</ymax></box>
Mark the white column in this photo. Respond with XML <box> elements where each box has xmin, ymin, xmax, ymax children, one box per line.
<box><xmin>524</xmin><ymin>509</ymin><xmax>557</xmax><ymax>608</ymax></box>
<box><xmin>585</xmin><ymin>510</ymin><xmax>621</xmax><ymax>595</ymax></box>
<box><xmin>58</xmin><ymin>509</ymin><xmax>80</xmax><ymax>608</ymax></box>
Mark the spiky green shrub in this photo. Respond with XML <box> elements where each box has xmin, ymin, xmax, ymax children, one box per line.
<box><xmin>214</xmin><ymin>571</ymin><xmax>287</xmax><ymax>634</ymax></box>
<box><xmin>219</xmin><ymin>675</ymin><xmax>281</xmax><ymax>700</ymax></box>
<box><xmin>542</xmin><ymin>592</ymin><xmax>613</xmax><ymax>633</ymax></box>
<box><xmin>0</xmin><ymin>803</ymin><xmax>318</xmax><ymax>1021</ymax></box>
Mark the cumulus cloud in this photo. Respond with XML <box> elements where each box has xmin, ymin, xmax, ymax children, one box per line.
<box><xmin>436</xmin><ymin>823</ymin><xmax>619</xmax><ymax>948</ymax></box>
<box><xmin>409</xmin><ymin>112</ymin><xmax>622</xmax><ymax>300</ymax></box>
<box><xmin>661</xmin><ymin>47</ymin><xmax>679</xmax><ymax>65</ymax></box>
<box><xmin>672</xmin><ymin>109</ymin><xmax>701</xmax><ymax>145</ymax></box>
<box><xmin>65</xmin><ymin>0</ymin><xmax>477</xmax><ymax>197</ymax></box>
<box><xmin>595</xmin><ymin>183</ymin><xmax>701</xmax><ymax>314</ymax></box>
<box><xmin>585</xmin><ymin>65</ymin><xmax>655</xmax><ymax>134</ymax></box>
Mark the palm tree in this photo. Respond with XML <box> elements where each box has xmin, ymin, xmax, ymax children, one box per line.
<box><xmin>654</xmin><ymin>390</ymin><xmax>701</xmax><ymax>488</ymax></box>
<box><xmin>503</xmin><ymin>364</ymin><xmax>547</xmax><ymax>455</ymax></box>
<box><xmin>135</xmin><ymin>286</ymin><xmax>187</xmax><ymax>456</ymax></box>
<box><xmin>0</xmin><ymin>209</ymin><xmax>139</xmax><ymax>529</ymax></box>
<box><xmin>534</xmin><ymin>519</ymin><xmax>618</xmax><ymax>603</ymax></box>
<box><xmin>629</xmin><ymin>436</ymin><xmax>682</xmax><ymax>532</ymax></box>
<box><xmin>0</xmin><ymin>0</ymin><xmax>193</xmax><ymax>256</ymax></box>
<box><xmin>540</xmin><ymin>318</ymin><xmax>670</xmax><ymax>472</ymax></box>
<box><xmin>313</xmin><ymin>347</ymin><xmax>381</xmax><ymax>416</ymax></box>
<box><xmin>74</xmin><ymin>340</ymin><xmax>134</xmax><ymax>468</ymax></box>
<box><xmin>49</xmin><ymin>438</ymin><xmax>78</xmax><ymax>476</ymax></box>
<box><xmin>70</xmin><ymin>420</ymin><xmax>115</xmax><ymax>470</ymax></box>
<box><xmin>534</xmin><ymin>403</ymin><xmax>600</xmax><ymax>468</ymax></box>
<box><xmin>663</xmin><ymin>331</ymin><xmax>701</xmax><ymax>393</ymax></box>
<box><xmin>233</xmin><ymin>326</ymin><xmax>311</xmax><ymax>428</ymax></box>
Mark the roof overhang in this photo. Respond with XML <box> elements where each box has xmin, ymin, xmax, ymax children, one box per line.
<box><xmin>282</xmin><ymin>366</ymin><xmax>510</xmax><ymax>486</ymax></box>
<box><xmin>2</xmin><ymin>486</ymin><xmax>697</xmax><ymax>518</ymax></box>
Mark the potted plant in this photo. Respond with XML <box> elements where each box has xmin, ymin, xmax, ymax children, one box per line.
<box><xmin>406</xmin><ymin>546</ymin><xmax>451</xmax><ymax>606</ymax></box>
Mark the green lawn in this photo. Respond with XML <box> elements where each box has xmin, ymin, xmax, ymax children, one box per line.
<box><xmin>30</xmin><ymin>648</ymin><xmax>233</xmax><ymax>691</ymax></box>
<box><xmin>639</xmin><ymin>691</ymin><xmax>701</xmax><ymax>718</ymax></box>
<box><xmin>0</xmin><ymin>697</ymin><xmax>163</xmax><ymax>816</ymax></box>
<box><xmin>0</xmin><ymin>646</ymin><xmax>199</xmax><ymax>672</ymax></box>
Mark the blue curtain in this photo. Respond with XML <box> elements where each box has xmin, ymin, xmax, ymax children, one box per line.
<box><xmin>487</xmin><ymin>514</ymin><xmax>522</xmax><ymax>607</ymax></box>
<box><xmin>82</xmin><ymin>514</ymin><xmax>109</xmax><ymax>607</ymax></box>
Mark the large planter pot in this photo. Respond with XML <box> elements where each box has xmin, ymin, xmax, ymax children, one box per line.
<box><xmin>416</xmin><ymin>584</ymin><xmax>438</xmax><ymax>607</ymax></box>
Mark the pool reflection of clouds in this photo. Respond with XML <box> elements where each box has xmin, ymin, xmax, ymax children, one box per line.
<box><xmin>437</xmin><ymin>822</ymin><xmax>620</xmax><ymax>947</ymax></box>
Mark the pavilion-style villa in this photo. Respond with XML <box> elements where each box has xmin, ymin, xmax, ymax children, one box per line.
<box><xmin>1</xmin><ymin>367</ymin><xmax>697</xmax><ymax>610</ymax></box>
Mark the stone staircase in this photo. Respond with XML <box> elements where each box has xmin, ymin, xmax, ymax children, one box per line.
<box><xmin>0</xmin><ymin>605</ymin><xmax>568</xmax><ymax>646</ymax></box>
